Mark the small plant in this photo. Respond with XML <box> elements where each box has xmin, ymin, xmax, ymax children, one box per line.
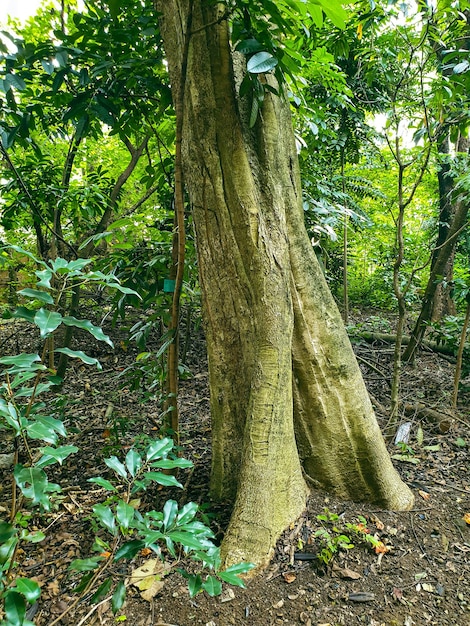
<box><xmin>0</xmin><ymin>246</ymin><xmax>139</xmax><ymax>626</ymax></box>
<box><xmin>313</xmin><ymin>509</ymin><xmax>389</xmax><ymax>567</ymax></box>
<box><xmin>314</xmin><ymin>510</ymin><xmax>354</xmax><ymax>566</ymax></box>
<box><xmin>64</xmin><ymin>437</ymin><xmax>254</xmax><ymax>620</ymax></box>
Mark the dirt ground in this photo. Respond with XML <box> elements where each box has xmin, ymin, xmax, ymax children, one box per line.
<box><xmin>0</xmin><ymin>311</ymin><xmax>469</xmax><ymax>626</ymax></box>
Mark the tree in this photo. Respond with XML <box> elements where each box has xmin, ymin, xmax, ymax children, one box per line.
<box><xmin>155</xmin><ymin>0</ymin><xmax>414</xmax><ymax>569</ymax></box>
<box><xmin>404</xmin><ymin>4</ymin><xmax>470</xmax><ymax>361</ymax></box>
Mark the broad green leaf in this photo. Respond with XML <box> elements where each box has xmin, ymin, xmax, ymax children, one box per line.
<box><xmin>21</xmin><ymin>530</ymin><xmax>45</xmax><ymax>543</ymax></box>
<box><xmin>0</xmin><ymin>353</ymin><xmax>41</xmax><ymax>368</ymax></box>
<box><xmin>34</xmin><ymin>308</ymin><xmax>63</xmax><ymax>338</ymax></box>
<box><xmin>218</xmin><ymin>562</ymin><xmax>255</xmax><ymax>587</ymax></box>
<box><xmin>317</xmin><ymin>0</ymin><xmax>348</xmax><ymax>29</ymax></box>
<box><xmin>111</xmin><ymin>580</ymin><xmax>126</xmax><ymax>614</ymax></box>
<box><xmin>125</xmin><ymin>448</ymin><xmax>142</xmax><ymax>477</ymax></box>
<box><xmin>146</xmin><ymin>438</ymin><xmax>174</xmax><ymax>461</ymax></box>
<box><xmin>4</xmin><ymin>590</ymin><xmax>26</xmax><ymax>624</ymax></box>
<box><xmin>176</xmin><ymin>502</ymin><xmax>198</xmax><ymax>525</ymax></box>
<box><xmin>14</xmin><ymin>466</ymin><xmax>51</xmax><ymax>509</ymax></box>
<box><xmin>88</xmin><ymin>477</ymin><xmax>118</xmax><ymax>491</ymax></box>
<box><xmin>6</xmin><ymin>246</ymin><xmax>45</xmax><ymax>267</ymax></box>
<box><xmin>187</xmin><ymin>573</ymin><xmax>202</xmax><ymax>598</ymax></box>
<box><xmin>162</xmin><ymin>499</ymin><xmax>178</xmax><ymax>531</ymax></box>
<box><xmin>14</xmin><ymin>578</ymin><xmax>41</xmax><ymax>602</ymax></box>
<box><xmin>62</xmin><ymin>316</ymin><xmax>114</xmax><ymax>347</ymax></box>
<box><xmin>69</xmin><ymin>556</ymin><xmax>103</xmax><ymax>572</ymax></box>
<box><xmin>235</xmin><ymin>39</ymin><xmax>264</xmax><ymax>54</ymax></box>
<box><xmin>0</xmin><ymin>520</ymin><xmax>16</xmax><ymax>543</ymax></box>
<box><xmin>105</xmin><ymin>455</ymin><xmax>128</xmax><ymax>479</ymax></box>
<box><xmin>35</xmin><ymin>268</ymin><xmax>53</xmax><ymax>289</ymax></box>
<box><xmin>91</xmin><ymin>577</ymin><xmax>113</xmax><ymax>604</ymax></box>
<box><xmin>26</xmin><ymin>418</ymin><xmax>61</xmax><ymax>444</ymax></box>
<box><xmin>93</xmin><ymin>504</ymin><xmax>117</xmax><ymax>536</ymax></box>
<box><xmin>247</xmin><ymin>51</ymin><xmax>278</xmax><ymax>74</ymax></box>
<box><xmin>116</xmin><ymin>500</ymin><xmax>135</xmax><ymax>530</ymax></box>
<box><xmin>5</xmin><ymin>73</ymin><xmax>27</xmax><ymax>91</ymax></box>
<box><xmin>0</xmin><ymin>535</ymin><xmax>18</xmax><ymax>566</ymax></box>
<box><xmin>143</xmin><ymin>471</ymin><xmax>183</xmax><ymax>489</ymax></box>
<box><xmin>105</xmin><ymin>282</ymin><xmax>141</xmax><ymax>297</ymax></box>
<box><xmin>18</xmin><ymin>288</ymin><xmax>54</xmax><ymax>304</ymax></box>
<box><xmin>150</xmin><ymin>458</ymin><xmax>193</xmax><ymax>470</ymax></box>
<box><xmin>202</xmin><ymin>575</ymin><xmax>222</xmax><ymax>597</ymax></box>
<box><xmin>37</xmin><ymin>445</ymin><xmax>78</xmax><ymax>467</ymax></box>
<box><xmin>167</xmin><ymin>531</ymin><xmax>208</xmax><ymax>551</ymax></box>
<box><xmin>10</xmin><ymin>306</ymin><xmax>36</xmax><ymax>323</ymax></box>
<box><xmin>55</xmin><ymin>348</ymin><xmax>102</xmax><ymax>369</ymax></box>
<box><xmin>114</xmin><ymin>540</ymin><xmax>145</xmax><ymax>561</ymax></box>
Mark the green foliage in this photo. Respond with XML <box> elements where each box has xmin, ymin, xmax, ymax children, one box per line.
<box><xmin>75</xmin><ymin>437</ymin><xmax>254</xmax><ymax>607</ymax></box>
<box><xmin>313</xmin><ymin>509</ymin><xmax>387</xmax><ymax>567</ymax></box>
<box><xmin>0</xmin><ymin>246</ymin><xmax>139</xmax><ymax>625</ymax></box>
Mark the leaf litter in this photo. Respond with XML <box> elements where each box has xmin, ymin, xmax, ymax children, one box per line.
<box><xmin>0</xmin><ymin>312</ymin><xmax>468</xmax><ymax>625</ymax></box>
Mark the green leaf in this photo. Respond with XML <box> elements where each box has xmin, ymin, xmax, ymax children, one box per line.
<box><xmin>7</xmin><ymin>245</ymin><xmax>45</xmax><ymax>267</ymax></box>
<box><xmin>202</xmin><ymin>575</ymin><xmax>222</xmax><ymax>597</ymax></box>
<box><xmin>4</xmin><ymin>590</ymin><xmax>26</xmax><ymax>624</ymax></box>
<box><xmin>150</xmin><ymin>458</ymin><xmax>193</xmax><ymax>470</ymax></box>
<box><xmin>146</xmin><ymin>438</ymin><xmax>174</xmax><ymax>461</ymax></box>
<box><xmin>114</xmin><ymin>540</ymin><xmax>145</xmax><ymax>561</ymax></box>
<box><xmin>34</xmin><ymin>308</ymin><xmax>63</xmax><ymax>338</ymax></box>
<box><xmin>21</xmin><ymin>530</ymin><xmax>45</xmax><ymax>543</ymax></box>
<box><xmin>0</xmin><ymin>353</ymin><xmax>41</xmax><ymax>368</ymax></box>
<box><xmin>247</xmin><ymin>51</ymin><xmax>278</xmax><ymax>74</ymax></box>
<box><xmin>235</xmin><ymin>39</ymin><xmax>264</xmax><ymax>54</ymax></box>
<box><xmin>220</xmin><ymin>561</ymin><xmax>255</xmax><ymax>576</ymax></box>
<box><xmin>14</xmin><ymin>578</ymin><xmax>41</xmax><ymax>602</ymax></box>
<box><xmin>186</xmin><ymin>573</ymin><xmax>202</xmax><ymax>598</ymax></box>
<box><xmin>116</xmin><ymin>500</ymin><xmax>135</xmax><ymax>530</ymax></box>
<box><xmin>105</xmin><ymin>282</ymin><xmax>141</xmax><ymax>297</ymax></box>
<box><xmin>111</xmin><ymin>580</ymin><xmax>126</xmax><ymax>614</ymax></box>
<box><xmin>0</xmin><ymin>520</ymin><xmax>16</xmax><ymax>543</ymax></box>
<box><xmin>5</xmin><ymin>73</ymin><xmax>27</xmax><ymax>91</ymax></box>
<box><xmin>162</xmin><ymin>499</ymin><xmax>178</xmax><ymax>531</ymax></box>
<box><xmin>35</xmin><ymin>269</ymin><xmax>53</xmax><ymax>289</ymax></box>
<box><xmin>93</xmin><ymin>504</ymin><xmax>117</xmax><ymax>536</ymax></box>
<box><xmin>91</xmin><ymin>577</ymin><xmax>113</xmax><ymax>604</ymax></box>
<box><xmin>17</xmin><ymin>288</ymin><xmax>54</xmax><ymax>304</ymax></box>
<box><xmin>167</xmin><ymin>531</ymin><xmax>209</xmax><ymax>551</ymax></box>
<box><xmin>10</xmin><ymin>307</ymin><xmax>36</xmax><ymax>323</ymax></box>
<box><xmin>61</xmin><ymin>316</ymin><xmax>114</xmax><ymax>347</ymax></box>
<box><xmin>0</xmin><ymin>535</ymin><xmax>18</xmax><ymax>566</ymax></box>
<box><xmin>125</xmin><ymin>448</ymin><xmax>142</xmax><ymax>477</ymax></box>
<box><xmin>176</xmin><ymin>502</ymin><xmax>198</xmax><ymax>525</ymax></box>
<box><xmin>37</xmin><ymin>445</ymin><xmax>78</xmax><ymax>467</ymax></box>
<box><xmin>69</xmin><ymin>556</ymin><xmax>103</xmax><ymax>572</ymax></box>
<box><xmin>55</xmin><ymin>348</ymin><xmax>102</xmax><ymax>370</ymax></box>
<box><xmin>14</xmin><ymin>466</ymin><xmax>50</xmax><ymax>508</ymax></box>
<box><xmin>105</xmin><ymin>455</ymin><xmax>128</xmax><ymax>479</ymax></box>
<box><xmin>88</xmin><ymin>477</ymin><xmax>118</xmax><ymax>491</ymax></box>
<box><xmin>143</xmin><ymin>471</ymin><xmax>183</xmax><ymax>488</ymax></box>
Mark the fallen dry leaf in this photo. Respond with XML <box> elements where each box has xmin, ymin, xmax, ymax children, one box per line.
<box><xmin>46</xmin><ymin>580</ymin><xmax>60</xmax><ymax>596</ymax></box>
<box><xmin>130</xmin><ymin>558</ymin><xmax>170</xmax><ymax>601</ymax></box>
<box><xmin>282</xmin><ymin>571</ymin><xmax>296</xmax><ymax>583</ymax></box>
<box><xmin>418</xmin><ymin>490</ymin><xmax>430</xmax><ymax>500</ymax></box>
<box><xmin>463</xmin><ymin>512</ymin><xmax>470</xmax><ymax>525</ymax></box>
<box><xmin>332</xmin><ymin>563</ymin><xmax>361</xmax><ymax>580</ymax></box>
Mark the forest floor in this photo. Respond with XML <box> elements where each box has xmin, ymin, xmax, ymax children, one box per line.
<box><xmin>0</xmin><ymin>309</ymin><xmax>469</xmax><ymax>626</ymax></box>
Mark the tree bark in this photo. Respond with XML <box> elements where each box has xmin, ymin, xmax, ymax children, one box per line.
<box><xmin>156</xmin><ymin>0</ymin><xmax>413</xmax><ymax>569</ymax></box>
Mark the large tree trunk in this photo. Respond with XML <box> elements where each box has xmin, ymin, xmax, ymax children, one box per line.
<box><xmin>156</xmin><ymin>0</ymin><xmax>413</xmax><ymax>569</ymax></box>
